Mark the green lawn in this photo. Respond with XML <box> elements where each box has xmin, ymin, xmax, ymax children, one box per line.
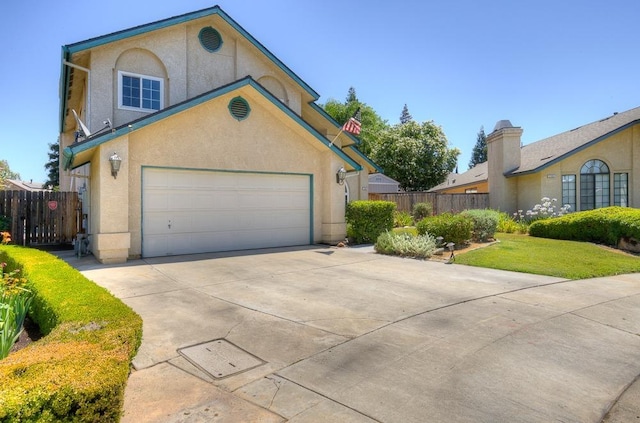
<box><xmin>454</xmin><ymin>233</ymin><xmax>640</xmax><ymax>279</ymax></box>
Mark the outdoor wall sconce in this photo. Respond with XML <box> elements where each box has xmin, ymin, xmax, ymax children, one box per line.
<box><xmin>109</xmin><ymin>152</ymin><xmax>122</xmax><ymax>179</ymax></box>
<box><xmin>336</xmin><ymin>167</ymin><xmax>347</xmax><ymax>185</ymax></box>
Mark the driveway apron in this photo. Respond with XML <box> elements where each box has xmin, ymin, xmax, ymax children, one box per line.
<box><xmin>61</xmin><ymin>246</ymin><xmax>640</xmax><ymax>423</ymax></box>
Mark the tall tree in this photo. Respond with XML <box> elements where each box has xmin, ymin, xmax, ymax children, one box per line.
<box><xmin>0</xmin><ymin>160</ymin><xmax>20</xmax><ymax>189</ymax></box>
<box><xmin>468</xmin><ymin>126</ymin><xmax>487</xmax><ymax>169</ymax></box>
<box><xmin>345</xmin><ymin>86</ymin><xmax>358</xmax><ymax>103</ymax></box>
<box><xmin>372</xmin><ymin>120</ymin><xmax>460</xmax><ymax>191</ymax></box>
<box><xmin>400</xmin><ymin>104</ymin><xmax>413</xmax><ymax>124</ymax></box>
<box><xmin>44</xmin><ymin>139</ymin><xmax>60</xmax><ymax>190</ymax></box>
<box><xmin>322</xmin><ymin>87</ymin><xmax>388</xmax><ymax>156</ymax></box>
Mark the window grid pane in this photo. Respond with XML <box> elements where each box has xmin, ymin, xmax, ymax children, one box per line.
<box><xmin>580</xmin><ymin>174</ymin><xmax>595</xmax><ymax>210</ymax></box>
<box><xmin>614</xmin><ymin>173</ymin><xmax>628</xmax><ymax>207</ymax></box>
<box><xmin>594</xmin><ymin>174</ymin><xmax>610</xmax><ymax>208</ymax></box>
<box><xmin>122</xmin><ymin>76</ymin><xmax>140</xmax><ymax>108</ymax></box>
<box><xmin>562</xmin><ymin>175</ymin><xmax>576</xmax><ymax>212</ymax></box>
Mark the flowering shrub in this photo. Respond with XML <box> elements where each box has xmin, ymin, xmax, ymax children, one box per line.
<box><xmin>516</xmin><ymin>197</ymin><xmax>571</xmax><ymax>222</ymax></box>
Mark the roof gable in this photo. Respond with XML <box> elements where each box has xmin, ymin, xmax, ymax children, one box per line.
<box><xmin>511</xmin><ymin>106</ymin><xmax>640</xmax><ymax>175</ymax></box>
<box><xmin>60</xmin><ymin>6</ymin><xmax>319</xmax><ymax>131</ymax></box>
<box><xmin>63</xmin><ymin>6</ymin><xmax>318</xmax><ymax>99</ymax></box>
<box><xmin>63</xmin><ymin>77</ymin><xmax>361</xmax><ymax>172</ymax></box>
<box><xmin>429</xmin><ymin>162</ymin><xmax>488</xmax><ymax>192</ymax></box>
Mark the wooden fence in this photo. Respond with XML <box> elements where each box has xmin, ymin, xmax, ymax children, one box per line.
<box><xmin>0</xmin><ymin>191</ymin><xmax>81</xmax><ymax>246</ymax></box>
<box><xmin>369</xmin><ymin>192</ymin><xmax>489</xmax><ymax>214</ymax></box>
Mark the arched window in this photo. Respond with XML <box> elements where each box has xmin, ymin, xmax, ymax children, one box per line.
<box><xmin>580</xmin><ymin>159</ymin><xmax>609</xmax><ymax>210</ymax></box>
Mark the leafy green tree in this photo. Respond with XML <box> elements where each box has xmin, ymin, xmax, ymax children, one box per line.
<box><xmin>400</xmin><ymin>104</ymin><xmax>413</xmax><ymax>124</ymax></box>
<box><xmin>0</xmin><ymin>160</ymin><xmax>20</xmax><ymax>189</ymax></box>
<box><xmin>373</xmin><ymin>120</ymin><xmax>460</xmax><ymax>191</ymax></box>
<box><xmin>322</xmin><ymin>87</ymin><xmax>388</xmax><ymax>156</ymax></box>
<box><xmin>44</xmin><ymin>140</ymin><xmax>60</xmax><ymax>190</ymax></box>
<box><xmin>469</xmin><ymin>126</ymin><xmax>487</xmax><ymax>169</ymax></box>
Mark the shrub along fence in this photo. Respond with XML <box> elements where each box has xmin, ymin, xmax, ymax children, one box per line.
<box><xmin>0</xmin><ymin>191</ymin><xmax>81</xmax><ymax>246</ymax></box>
<box><xmin>369</xmin><ymin>192</ymin><xmax>489</xmax><ymax>214</ymax></box>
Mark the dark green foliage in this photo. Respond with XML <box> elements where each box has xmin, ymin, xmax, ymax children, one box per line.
<box><xmin>468</xmin><ymin>126</ymin><xmax>487</xmax><ymax>169</ymax></box>
<box><xmin>346</xmin><ymin>201</ymin><xmax>396</xmax><ymax>244</ymax></box>
<box><xmin>44</xmin><ymin>140</ymin><xmax>60</xmax><ymax>190</ymax></box>
<box><xmin>400</xmin><ymin>104</ymin><xmax>413</xmax><ymax>124</ymax></box>
<box><xmin>0</xmin><ymin>216</ymin><xmax>9</xmax><ymax>231</ymax></box>
<box><xmin>529</xmin><ymin>206</ymin><xmax>640</xmax><ymax>246</ymax></box>
<box><xmin>412</xmin><ymin>202</ymin><xmax>433</xmax><ymax>221</ymax></box>
<box><xmin>416</xmin><ymin>213</ymin><xmax>473</xmax><ymax>246</ymax></box>
<box><xmin>460</xmin><ymin>209</ymin><xmax>500</xmax><ymax>242</ymax></box>
<box><xmin>0</xmin><ymin>246</ymin><xmax>142</xmax><ymax>422</ymax></box>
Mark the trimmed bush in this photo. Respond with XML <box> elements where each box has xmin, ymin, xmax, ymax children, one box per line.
<box><xmin>375</xmin><ymin>231</ymin><xmax>436</xmax><ymax>259</ymax></box>
<box><xmin>412</xmin><ymin>202</ymin><xmax>433</xmax><ymax>221</ymax></box>
<box><xmin>393</xmin><ymin>211</ymin><xmax>414</xmax><ymax>228</ymax></box>
<box><xmin>0</xmin><ymin>246</ymin><xmax>142</xmax><ymax>422</ymax></box>
<box><xmin>460</xmin><ymin>209</ymin><xmax>500</xmax><ymax>242</ymax></box>
<box><xmin>529</xmin><ymin>206</ymin><xmax>640</xmax><ymax>246</ymax></box>
<box><xmin>346</xmin><ymin>201</ymin><xmax>396</xmax><ymax>244</ymax></box>
<box><xmin>416</xmin><ymin>213</ymin><xmax>473</xmax><ymax>246</ymax></box>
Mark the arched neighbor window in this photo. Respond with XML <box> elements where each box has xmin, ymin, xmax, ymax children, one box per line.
<box><xmin>580</xmin><ymin>159</ymin><xmax>609</xmax><ymax>210</ymax></box>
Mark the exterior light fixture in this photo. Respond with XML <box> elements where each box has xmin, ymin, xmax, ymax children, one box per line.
<box><xmin>336</xmin><ymin>167</ymin><xmax>347</xmax><ymax>185</ymax></box>
<box><xmin>446</xmin><ymin>242</ymin><xmax>455</xmax><ymax>263</ymax></box>
<box><xmin>109</xmin><ymin>152</ymin><xmax>122</xmax><ymax>179</ymax></box>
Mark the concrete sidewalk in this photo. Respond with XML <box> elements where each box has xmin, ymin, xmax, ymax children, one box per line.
<box><xmin>59</xmin><ymin>246</ymin><xmax>640</xmax><ymax>422</ymax></box>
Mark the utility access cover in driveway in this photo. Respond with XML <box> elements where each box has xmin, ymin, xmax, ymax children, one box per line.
<box><xmin>178</xmin><ymin>339</ymin><xmax>265</xmax><ymax>379</ymax></box>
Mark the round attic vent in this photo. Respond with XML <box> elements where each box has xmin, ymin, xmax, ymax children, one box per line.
<box><xmin>199</xmin><ymin>26</ymin><xmax>222</xmax><ymax>52</ymax></box>
<box><xmin>228</xmin><ymin>97</ymin><xmax>251</xmax><ymax>121</ymax></box>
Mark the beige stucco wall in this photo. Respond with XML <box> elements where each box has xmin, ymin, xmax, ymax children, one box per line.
<box><xmin>113</xmin><ymin>85</ymin><xmax>345</xmax><ymax>258</ymax></box>
<box><xmin>510</xmin><ymin>125</ymin><xmax>639</xmax><ymax>213</ymax></box>
<box><xmin>79</xmin><ymin>15</ymin><xmax>304</xmax><ymax>133</ymax></box>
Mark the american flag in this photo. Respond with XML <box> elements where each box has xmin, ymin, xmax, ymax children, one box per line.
<box><xmin>342</xmin><ymin>108</ymin><xmax>361</xmax><ymax>135</ymax></box>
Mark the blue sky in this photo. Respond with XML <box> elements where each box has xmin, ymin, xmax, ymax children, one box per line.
<box><xmin>2</xmin><ymin>0</ymin><xmax>640</xmax><ymax>183</ymax></box>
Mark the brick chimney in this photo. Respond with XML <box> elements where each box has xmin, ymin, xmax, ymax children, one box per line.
<box><xmin>487</xmin><ymin>120</ymin><xmax>523</xmax><ymax>213</ymax></box>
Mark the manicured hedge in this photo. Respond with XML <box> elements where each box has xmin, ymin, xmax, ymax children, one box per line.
<box><xmin>528</xmin><ymin>206</ymin><xmax>640</xmax><ymax>246</ymax></box>
<box><xmin>416</xmin><ymin>213</ymin><xmax>473</xmax><ymax>246</ymax></box>
<box><xmin>0</xmin><ymin>246</ymin><xmax>142</xmax><ymax>422</ymax></box>
<box><xmin>346</xmin><ymin>200</ymin><xmax>396</xmax><ymax>244</ymax></box>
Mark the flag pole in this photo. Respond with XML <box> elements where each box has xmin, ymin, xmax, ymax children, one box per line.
<box><xmin>328</xmin><ymin>127</ymin><xmax>345</xmax><ymax>147</ymax></box>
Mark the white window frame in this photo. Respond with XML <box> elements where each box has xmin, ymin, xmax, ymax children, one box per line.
<box><xmin>118</xmin><ymin>71</ymin><xmax>164</xmax><ymax>112</ymax></box>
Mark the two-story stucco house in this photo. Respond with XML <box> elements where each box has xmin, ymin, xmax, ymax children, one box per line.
<box><xmin>59</xmin><ymin>6</ymin><xmax>379</xmax><ymax>264</ymax></box>
<box><xmin>430</xmin><ymin>107</ymin><xmax>640</xmax><ymax>214</ymax></box>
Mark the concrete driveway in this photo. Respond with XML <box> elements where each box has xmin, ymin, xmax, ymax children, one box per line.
<box><xmin>61</xmin><ymin>245</ymin><xmax>640</xmax><ymax>423</ymax></box>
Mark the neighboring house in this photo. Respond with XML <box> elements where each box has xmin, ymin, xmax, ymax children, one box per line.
<box><xmin>428</xmin><ymin>162</ymin><xmax>488</xmax><ymax>194</ymax></box>
<box><xmin>59</xmin><ymin>6</ymin><xmax>378</xmax><ymax>263</ymax></box>
<box><xmin>4</xmin><ymin>179</ymin><xmax>49</xmax><ymax>192</ymax></box>
<box><xmin>368</xmin><ymin>173</ymin><xmax>401</xmax><ymax>193</ymax></box>
<box><xmin>429</xmin><ymin>107</ymin><xmax>640</xmax><ymax>214</ymax></box>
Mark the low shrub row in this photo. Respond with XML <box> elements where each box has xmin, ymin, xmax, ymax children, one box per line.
<box><xmin>529</xmin><ymin>206</ymin><xmax>640</xmax><ymax>246</ymax></box>
<box><xmin>0</xmin><ymin>246</ymin><xmax>142</xmax><ymax>422</ymax></box>
<box><xmin>375</xmin><ymin>231</ymin><xmax>437</xmax><ymax>259</ymax></box>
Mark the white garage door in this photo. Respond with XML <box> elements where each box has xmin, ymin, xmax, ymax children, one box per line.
<box><xmin>142</xmin><ymin>168</ymin><xmax>311</xmax><ymax>257</ymax></box>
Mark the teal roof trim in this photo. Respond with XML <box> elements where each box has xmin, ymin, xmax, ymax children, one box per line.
<box><xmin>64</xmin><ymin>77</ymin><xmax>360</xmax><ymax>171</ymax></box>
<box><xmin>61</xmin><ymin>6</ymin><xmax>318</xmax><ymax>96</ymax></box>
<box><xmin>346</xmin><ymin>145</ymin><xmax>383</xmax><ymax>173</ymax></box>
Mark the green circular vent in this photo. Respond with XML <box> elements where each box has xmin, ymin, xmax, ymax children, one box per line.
<box><xmin>228</xmin><ymin>97</ymin><xmax>251</xmax><ymax>121</ymax></box>
<box><xmin>199</xmin><ymin>26</ymin><xmax>222</xmax><ymax>52</ymax></box>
